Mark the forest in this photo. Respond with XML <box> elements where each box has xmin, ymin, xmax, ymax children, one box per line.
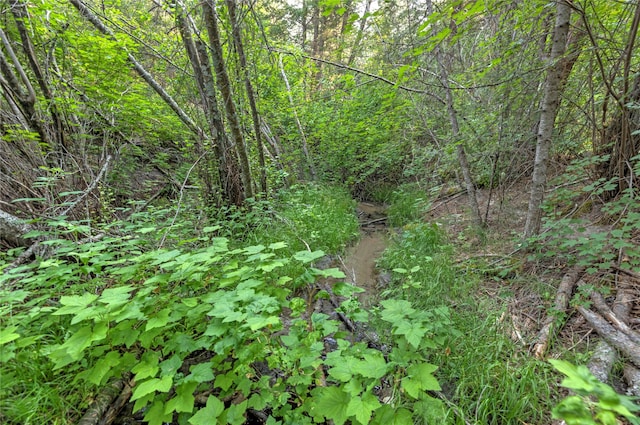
<box><xmin>1</xmin><ymin>0</ymin><xmax>640</xmax><ymax>424</ymax></box>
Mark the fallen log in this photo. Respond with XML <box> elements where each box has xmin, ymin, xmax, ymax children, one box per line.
<box><xmin>77</xmin><ymin>379</ymin><xmax>124</xmax><ymax>425</ymax></box>
<box><xmin>587</xmin><ymin>275</ymin><xmax>634</xmax><ymax>384</ymax></box>
<box><xmin>0</xmin><ymin>208</ymin><xmax>33</xmax><ymax>248</ymax></box>
<box><xmin>532</xmin><ymin>266</ymin><xmax>584</xmax><ymax>359</ymax></box>
<box><xmin>97</xmin><ymin>376</ymin><xmax>133</xmax><ymax>425</ymax></box>
<box><xmin>577</xmin><ymin>305</ymin><xmax>640</xmax><ymax>368</ymax></box>
<box><xmin>623</xmin><ymin>364</ymin><xmax>640</xmax><ymax>397</ymax></box>
<box><xmin>589</xmin><ymin>289</ymin><xmax>640</xmax><ymax>345</ymax></box>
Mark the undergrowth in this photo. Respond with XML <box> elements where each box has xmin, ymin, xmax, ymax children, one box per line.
<box><xmin>377</xmin><ymin>212</ymin><xmax>558</xmax><ymax>424</ymax></box>
<box><xmin>0</xmin><ymin>184</ymin><xmax>447</xmax><ymax>425</ymax></box>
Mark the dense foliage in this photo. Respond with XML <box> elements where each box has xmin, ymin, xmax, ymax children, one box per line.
<box><xmin>2</xmin><ymin>0</ymin><xmax>640</xmax><ymax>423</ymax></box>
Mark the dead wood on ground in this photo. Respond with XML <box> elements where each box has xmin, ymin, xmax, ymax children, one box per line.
<box><xmin>532</xmin><ymin>266</ymin><xmax>584</xmax><ymax>358</ymax></box>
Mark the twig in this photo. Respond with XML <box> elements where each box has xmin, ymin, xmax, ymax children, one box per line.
<box><xmin>59</xmin><ymin>155</ymin><xmax>112</xmax><ymax>218</ymax></box>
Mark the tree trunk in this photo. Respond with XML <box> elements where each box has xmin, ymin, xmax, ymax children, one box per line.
<box><xmin>0</xmin><ymin>27</ymin><xmax>51</xmax><ymax>149</ymax></box>
<box><xmin>68</xmin><ymin>0</ymin><xmax>201</xmax><ymax>137</ymax></box>
<box><xmin>426</xmin><ymin>0</ymin><xmax>483</xmax><ymax>227</ymax></box>
<box><xmin>225</xmin><ymin>0</ymin><xmax>268</xmax><ymax>194</ymax></box>
<box><xmin>524</xmin><ymin>1</ymin><xmax>572</xmax><ymax>238</ymax></box>
<box><xmin>202</xmin><ymin>0</ymin><xmax>253</xmax><ymax>200</ymax></box>
<box><xmin>278</xmin><ymin>54</ymin><xmax>317</xmax><ymax>181</ymax></box>
<box><xmin>10</xmin><ymin>1</ymin><xmax>68</xmax><ymax>150</ymax></box>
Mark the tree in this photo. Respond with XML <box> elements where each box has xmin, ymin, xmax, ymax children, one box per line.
<box><xmin>524</xmin><ymin>0</ymin><xmax>574</xmax><ymax>238</ymax></box>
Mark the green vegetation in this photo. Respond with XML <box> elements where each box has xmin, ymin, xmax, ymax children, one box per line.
<box><xmin>377</xmin><ymin>202</ymin><xmax>559</xmax><ymax>424</ymax></box>
<box><xmin>0</xmin><ymin>185</ymin><xmax>450</xmax><ymax>425</ymax></box>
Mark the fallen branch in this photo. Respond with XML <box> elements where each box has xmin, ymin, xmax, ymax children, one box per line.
<box><xmin>623</xmin><ymin>364</ymin><xmax>640</xmax><ymax>397</ymax></box>
<box><xmin>77</xmin><ymin>379</ymin><xmax>124</xmax><ymax>425</ymax></box>
<box><xmin>59</xmin><ymin>155</ymin><xmax>112</xmax><ymax>218</ymax></box>
<box><xmin>577</xmin><ymin>305</ymin><xmax>640</xmax><ymax>368</ymax></box>
<box><xmin>98</xmin><ymin>376</ymin><xmax>133</xmax><ymax>425</ymax></box>
<box><xmin>589</xmin><ymin>288</ymin><xmax>640</xmax><ymax>345</ymax></box>
<box><xmin>532</xmin><ymin>266</ymin><xmax>584</xmax><ymax>358</ymax></box>
<box><xmin>587</xmin><ymin>275</ymin><xmax>634</xmax><ymax>383</ymax></box>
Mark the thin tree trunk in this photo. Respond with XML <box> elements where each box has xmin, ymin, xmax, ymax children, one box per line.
<box><xmin>225</xmin><ymin>0</ymin><xmax>267</xmax><ymax>194</ymax></box>
<box><xmin>10</xmin><ymin>1</ymin><xmax>68</xmax><ymax>149</ymax></box>
<box><xmin>524</xmin><ymin>1</ymin><xmax>572</xmax><ymax>238</ymax></box>
<box><xmin>68</xmin><ymin>0</ymin><xmax>201</xmax><ymax>137</ymax></box>
<box><xmin>278</xmin><ymin>54</ymin><xmax>317</xmax><ymax>181</ymax></box>
<box><xmin>202</xmin><ymin>0</ymin><xmax>253</xmax><ymax>200</ymax></box>
<box><xmin>425</xmin><ymin>0</ymin><xmax>482</xmax><ymax>227</ymax></box>
<box><xmin>346</xmin><ymin>0</ymin><xmax>372</xmax><ymax>67</ymax></box>
<box><xmin>0</xmin><ymin>27</ymin><xmax>50</xmax><ymax>148</ymax></box>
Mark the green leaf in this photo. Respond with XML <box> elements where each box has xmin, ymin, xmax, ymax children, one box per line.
<box><xmin>225</xmin><ymin>400</ymin><xmax>248</xmax><ymax>425</ymax></box>
<box><xmin>293</xmin><ymin>250</ymin><xmax>325</xmax><ymax>263</ymax></box>
<box><xmin>311</xmin><ymin>387</ymin><xmax>350</xmax><ymax>425</ymax></box>
<box><xmin>403</xmin><ymin>363</ymin><xmax>441</xmax><ymax>397</ymax></box>
<box><xmin>393</xmin><ymin>320</ymin><xmax>427</xmax><ymax>349</ymax></box>
<box><xmin>327</xmin><ymin>357</ymin><xmax>356</xmax><ymax>382</ymax></box>
<box><xmin>347</xmin><ymin>392</ymin><xmax>381</xmax><ymax>424</ymax></box>
<box><xmin>245</xmin><ymin>315</ymin><xmax>281</xmax><ymax>331</ymax></box>
<box><xmin>146</xmin><ymin>308</ymin><xmax>171</xmax><ymax>331</ymax></box>
<box><xmin>164</xmin><ymin>382</ymin><xmax>197</xmax><ymax>414</ymax></box>
<box><xmin>99</xmin><ymin>285</ymin><xmax>134</xmax><ymax>306</ymax></box>
<box><xmin>186</xmin><ymin>362</ymin><xmax>214</xmax><ymax>383</ymax></box>
<box><xmin>144</xmin><ymin>400</ymin><xmax>172</xmax><ymax>425</ymax></box>
<box><xmin>52</xmin><ymin>293</ymin><xmax>98</xmax><ymax>316</ymax></box>
<box><xmin>313</xmin><ymin>267</ymin><xmax>346</xmax><ymax>278</ymax></box>
<box><xmin>371</xmin><ymin>405</ymin><xmax>413</xmax><ymax>425</ymax></box>
<box><xmin>268</xmin><ymin>241</ymin><xmax>287</xmax><ymax>250</ymax></box>
<box><xmin>132</xmin><ymin>351</ymin><xmax>160</xmax><ymax>380</ymax></box>
<box><xmin>352</xmin><ymin>352</ymin><xmax>388</xmax><ymax>379</ymax></box>
<box><xmin>380</xmin><ymin>299</ymin><xmax>415</xmax><ymax>322</ymax></box>
<box><xmin>131</xmin><ymin>375</ymin><xmax>173</xmax><ymax>401</ymax></box>
<box><xmin>189</xmin><ymin>396</ymin><xmax>225</xmax><ymax>424</ymax></box>
<box><xmin>87</xmin><ymin>351</ymin><xmax>121</xmax><ymax>385</ymax></box>
<box><xmin>0</xmin><ymin>325</ymin><xmax>19</xmax><ymax>345</ymax></box>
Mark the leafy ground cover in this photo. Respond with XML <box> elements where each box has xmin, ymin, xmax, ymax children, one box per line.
<box><xmin>0</xmin><ymin>185</ymin><xmax>453</xmax><ymax>425</ymax></box>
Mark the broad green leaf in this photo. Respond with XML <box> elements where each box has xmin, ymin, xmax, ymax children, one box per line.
<box><xmin>394</xmin><ymin>321</ymin><xmax>427</xmax><ymax>349</ymax></box>
<box><xmin>99</xmin><ymin>285</ymin><xmax>134</xmax><ymax>306</ymax></box>
<box><xmin>225</xmin><ymin>400</ymin><xmax>248</xmax><ymax>425</ymax></box>
<box><xmin>347</xmin><ymin>392</ymin><xmax>381</xmax><ymax>425</ymax></box>
<box><xmin>52</xmin><ymin>293</ymin><xmax>98</xmax><ymax>316</ymax></box>
<box><xmin>311</xmin><ymin>387</ymin><xmax>350</xmax><ymax>425</ymax></box>
<box><xmin>144</xmin><ymin>400</ymin><xmax>172</xmax><ymax>425</ymax></box>
<box><xmin>313</xmin><ymin>267</ymin><xmax>346</xmax><ymax>278</ymax></box>
<box><xmin>146</xmin><ymin>308</ymin><xmax>171</xmax><ymax>331</ymax></box>
<box><xmin>87</xmin><ymin>351</ymin><xmax>121</xmax><ymax>385</ymax></box>
<box><xmin>327</xmin><ymin>357</ymin><xmax>356</xmax><ymax>382</ymax></box>
<box><xmin>402</xmin><ymin>363</ymin><xmax>441</xmax><ymax>398</ymax></box>
<box><xmin>245</xmin><ymin>315</ymin><xmax>281</xmax><ymax>331</ymax></box>
<box><xmin>371</xmin><ymin>405</ymin><xmax>413</xmax><ymax>425</ymax></box>
<box><xmin>189</xmin><ymin>396</ymin><xmax>225</xmax><ymax>424</ymax></box>
<box><xmin>186</xmin><ymin>362</ymin><xmax>214</xmax><ymax>383</ymax></box>
<box><xmin>268</xmin><ymin>241</ymin><xmax>287</xmax><ymax>250</ymax></box>
<box><xmin>380</xmin><ymin>299</ymin><xmax>415</xmax><ymax>322</ymax></box>
<box><xmin>164</xmin><ymin>381</ymin><xmax>197</xmax><ymax>414</ymax></box>
<box><xmin>0</xmin><ymin>326</ymin><xmax>19</xmax><ymax>345</ymax></box>
<box><xmin>352</xmin><ymin>352</ymin><xmax>388</xmax><ymax>379</ymax></box>
<box><xmin>293</xmin><ymin>250</ymin><xmax>325</xmax><ymax>263</ymax></box>
<box><xmin>131</xmin><ymin>375</ymin><xmax>173</xmax><ymax>401</ymax></box>
<box><xmin>132</xmin><ymin>351</ymin><xmax>160</xmax><ymax>380</ymax></box>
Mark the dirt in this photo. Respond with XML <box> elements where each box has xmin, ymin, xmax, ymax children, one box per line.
<box><xmin>340</xmin><ymin>202</ymin><xmax>389</xmax><ymax>307</ymax></box>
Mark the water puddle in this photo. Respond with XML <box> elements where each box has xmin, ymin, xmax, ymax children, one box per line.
<box><xmin>340</xmin><ymin>202</ymin><xmax>388</xmax><ymax>307</ymax></box>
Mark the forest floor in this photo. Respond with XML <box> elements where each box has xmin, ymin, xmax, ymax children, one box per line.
<box><xmin>427</xmin><ymin>179</ymin><xmax>640</xmax><ymax>396</ymax></box>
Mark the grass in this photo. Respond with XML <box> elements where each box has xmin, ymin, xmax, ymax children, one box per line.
<box><xmin>377</xmin><ymin>203</ymin><xmax>559</xmax><ymax>424</ymax></box>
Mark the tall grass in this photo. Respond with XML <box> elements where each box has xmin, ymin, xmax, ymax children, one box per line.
<box><xmin>377</xmin><ymin>212</ymin><xmax>557</xmax><ymax>424</ymax></box>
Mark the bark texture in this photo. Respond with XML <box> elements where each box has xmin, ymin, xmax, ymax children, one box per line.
<box><xmin>524</xmin><ymin>1</ymin><xmax>572</xmax><ymax>237</ymax></box>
